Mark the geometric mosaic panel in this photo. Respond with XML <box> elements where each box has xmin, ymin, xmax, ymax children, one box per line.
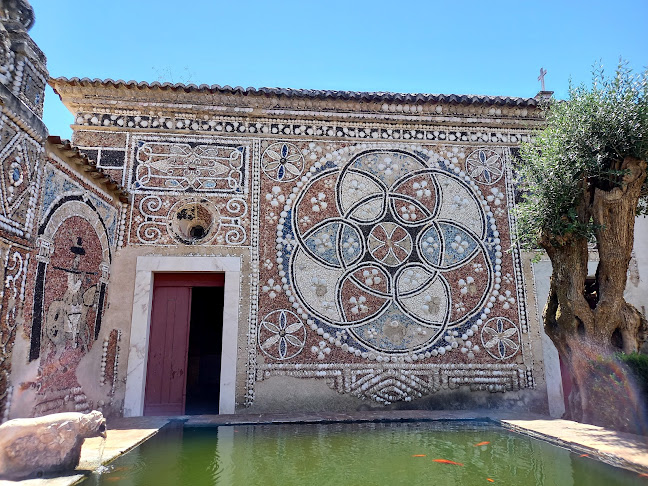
<box><xmin>131</xmin><ymin>137</ymin><xmax>249</xmax><ymax>194</ymax></box>
<box><xmin>256</xmin><ymin>141</ymin><xmax>531</xmax><ymax>404</ymax></box>
<box><xmin>0</xmin><ymin>114</ymin><xmax>43</xmax><ymax>238</ymax></box>
<box><xmin>284</xmin><ymin>150</ymin><xmax>495</xmax><ymax>355</ymax></box>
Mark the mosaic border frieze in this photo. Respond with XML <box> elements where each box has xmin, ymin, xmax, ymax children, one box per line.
<box><xmin>245</xmin><ymin>139</ymin><xmax>262</xmax><ymax>406</ymax></box>
<box><xmin>257</xmin><ymin>362</ymin><xmax>533</xmax><ymax>404</ymax></box>
<box><xmin>75</xmin><ymin>112</ymin><xmax>533</xmax><ymax>145</ymax></box>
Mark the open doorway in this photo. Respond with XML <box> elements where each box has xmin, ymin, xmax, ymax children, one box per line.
<box><xmin>143</xmin><ymin>273</ymin><xmax>225</xmax><ymax>416</ymax></box>
<box><xmin>185</xmin><ymin>286</ymin><xmax>224</xmax><ymax>414</ymax></box>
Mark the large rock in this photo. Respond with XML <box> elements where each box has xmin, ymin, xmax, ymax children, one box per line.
<box><xmin>0</xmin><ymin>410</ymin><xmax>107</xmax><ymax>479</ymax></box>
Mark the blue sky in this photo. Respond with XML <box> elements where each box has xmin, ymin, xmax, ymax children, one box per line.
<box><xmin>30</xmin><ymin>0</ymin><xmax>647</xmax><ymax>139</ymax></box>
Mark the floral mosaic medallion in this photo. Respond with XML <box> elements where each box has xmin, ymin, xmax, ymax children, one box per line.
<box><xmin>465</xmin><ymin>148</ymin><xmax>504</xmax><ymax>185</ymax></box>
<box><xmin>481</xmin><ymin>317</ymin><xmax>520</xmax><ymax>359</ymax></box>
<box><xmin>258</xmin><ymin>310</ymin><xmax>306</xmax><ymax>360</ymax></box>
<box><xmin>261</xmin><ymin>142</ymin><xmax>304</xmax><ymax>182</ymax></box>
<box><xmin>277</xmin><ymin>149</ymin><xmax>502</xmax><ymax>357</ymax></box>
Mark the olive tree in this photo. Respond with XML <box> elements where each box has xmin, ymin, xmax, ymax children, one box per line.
<box><xmin>516</xmin><ymin>63</ymin><xmax>648</xmax><ymax>424</ymax></box>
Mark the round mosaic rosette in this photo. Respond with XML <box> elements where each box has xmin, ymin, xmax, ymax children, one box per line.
<box><xmin>278</xmin><ymin>150</ymin><xmax>499</xmax><ymax>356</ymax></box>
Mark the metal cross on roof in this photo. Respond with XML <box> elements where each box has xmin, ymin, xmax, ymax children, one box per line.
<box><xmin>538</xmin><ymin>68</ymin><xmax>547</xmax><ymax>91</ymax></box>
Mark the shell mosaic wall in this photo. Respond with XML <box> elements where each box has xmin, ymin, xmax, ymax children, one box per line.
<box><xmin>0</xmin><ymin>0</ymin><xmax>125</xmax><ymax>421</ymax></box>
<box><xmin>255</xmin><ymin>142</ymin><xmax>532</xmax><ymax>404</ymax></box>
<box><xmin>0</xmin><ymin>1</ymin><xmax>555</xmax><ymax>418</ymax></box>
<box><xmin>58</xmin><ymin>75</ymin><xmax>548</xmax><ymax>410</ymax></box>
<box><xmin>22</xmin><ymin>157</ymin><xmax>120</xmax><ymax>416</ymax></box>
<box><xmin>0</xmin><ymin>0</ymin><xmax>48</xmax><ymax>421</ymax></box>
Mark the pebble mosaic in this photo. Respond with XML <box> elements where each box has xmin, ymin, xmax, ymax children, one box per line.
<box><xmin>0</xmin><ymin>113</ymin><xmax>43</xmax><ymax>240</ymax></box>
<box><xmin>253</xmin><ymin>140</ymin><xmax>532</xmax><ymax>404</ymax></box>
<box><xmin>46</xmin><ymin>76</ymin><xmax>546</xmax><ymax>409</ymax></box>
<box><xmin>20</xmin><ymin>158</ymin><xmax>121</xmax><ymax>417</ymax></box>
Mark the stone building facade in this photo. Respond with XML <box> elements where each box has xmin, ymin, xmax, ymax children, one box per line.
<box><xmin>0</xmin><ymin>1</ymin><xmax>125</xmax><ymax>421</ymax></box>
<box><xmin>2</xmin><ymin>0</ymin><xmax>647</xmax><ymax>420</ymax></box>
<box><xmin>41</xmin><ymin>76</ymin><xmax>556</xmax><ymax>417</ymax></box>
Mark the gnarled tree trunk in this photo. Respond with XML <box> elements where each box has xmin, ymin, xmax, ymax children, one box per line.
<box><xmin>541</xmin><ymin>156</ymin><xmax>648</xmax><ymax>426</ymax></box>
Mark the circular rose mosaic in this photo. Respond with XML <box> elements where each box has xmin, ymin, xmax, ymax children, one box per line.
<box><xmin>281</xmin><ymin>150</ymin><xmax>498</xmax><ymax>355</ymax></box>
<box><xmin>481</xmin><ymin>317</ymin><xmax>520</xmax><ymax>359</ymax></box>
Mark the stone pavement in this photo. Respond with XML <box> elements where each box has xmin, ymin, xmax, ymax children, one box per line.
<box><xmin>1</xmin><ymin>411</ymin><xmax>647</xmax><ymax>485</ymax></box>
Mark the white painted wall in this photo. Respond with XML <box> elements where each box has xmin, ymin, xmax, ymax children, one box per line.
<box><xmin>626</xmin><ymin>216</ymin><xmax>648</xmax><ymax>332</ymax></box>
<box><xmin>532</xmin><ymin>260</ymin><xmax>565</xmax><ymax>418</ymax></box>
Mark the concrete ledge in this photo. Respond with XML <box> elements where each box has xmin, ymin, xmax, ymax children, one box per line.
<box><xmin>78</xmin><ymin>416</ymin><xmax>171</xmax><ymax>471</ymax></box>
<box><xmin>185</xmin><ymin>409</ymin><xmax>495</xmax><ymax>426</ymax></box>
<box><xmin>498</xmin><ymin>417</ymin><xmax>648</xmax><ymax>476</ymax></box>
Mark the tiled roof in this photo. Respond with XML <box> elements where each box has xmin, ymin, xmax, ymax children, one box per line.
<box><xmin>50</xmin><ymin>77</ymin><xmax>540</xmax><ymax>107</ymax></box>
<box><xmin>47</xmin><ymin>136</ymin><xmax>128</xmax><ymax>202</ymax></box>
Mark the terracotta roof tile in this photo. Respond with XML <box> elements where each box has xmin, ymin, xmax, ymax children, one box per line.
<box><xmin>50</xmin><ymin>77</ymin><xmax>540</xmax><ymax>107</ymax></box>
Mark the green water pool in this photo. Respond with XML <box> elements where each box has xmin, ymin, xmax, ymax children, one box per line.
<box><xmin>84</xmin><ymin>421</ymin><xmax>646</xmax><ymax>485</ymax></box>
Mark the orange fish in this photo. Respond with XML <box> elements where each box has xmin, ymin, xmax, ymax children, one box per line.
<box><xmin>638</xmin><ymin>473</ymin><xmax>648</xmax><ymax>478</ymax></box>
<box><xmin>474</xmin><ymin>441</ymin><xmax>491</xmax><ymax>446</ymax></box>
<box><xmin>433</xmin><ymin>459</ymin><xmax>464</xmax><ymax>466</ymax></box>
<box><xmin>487</xmin><ymin>479</ymin><xmax>494</xmax><ymax>483</ymax></box>
<box><xmin>412</xmin><ymin>454</ymin><xmax>426</xmax><ymax>457</ymax></box>
<box><xmin>579</xmin><ymin>454</ymin><xmax>589</xmax><ymax>457</ymax></box>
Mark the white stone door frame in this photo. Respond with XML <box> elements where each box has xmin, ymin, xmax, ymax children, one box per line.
<box><xmin>123</xmin><ymin>256</ymin><xmax>241</xmax><ymax>416</ymax></box>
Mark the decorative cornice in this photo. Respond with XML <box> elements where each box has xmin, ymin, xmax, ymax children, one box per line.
<box><xmin>49</xmin><ymin>77</ymin><xmax>546</xmax><ymax>131</ymax></box>
<box><xmin>71</xmin><ymin>113</ymin><xmax>535</xmax><ymax>146</ymax></box>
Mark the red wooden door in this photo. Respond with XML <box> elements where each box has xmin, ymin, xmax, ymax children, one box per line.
<box><xmin>144</xmin><ymin>285</ymin><xmax>191</xmax><ymax>415</ymax></box>
<box><xmin>144</xmin><ymin>273</ymin><xmax>225</xmax><ymax>416</ymax></box>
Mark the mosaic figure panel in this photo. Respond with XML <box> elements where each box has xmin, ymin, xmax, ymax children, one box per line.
<box><xmin>26</xmin><ymin>198</ymin><xmax>112</xmax><ymax>416</ymax></box>
<box><xmin>255</xmin><ymin>141</ymin><xmax>531</xmax><ymax>404</ymax></box>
